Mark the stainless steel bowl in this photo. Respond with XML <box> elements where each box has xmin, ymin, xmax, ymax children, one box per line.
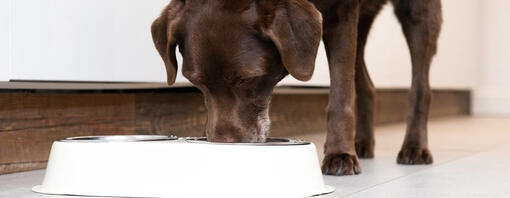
<box><xmin>61</xmin><ymin>135</ymin><xmax>177</xmax><ymax>142</ymax></box>
<box><xmin>185</xmin><ymin>137</ymin><xmax>310</xmax><ymax>146</ymax></box>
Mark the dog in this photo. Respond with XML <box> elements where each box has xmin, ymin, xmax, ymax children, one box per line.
<box><xmin>151</xmin><ymin>0</ymin><xmax>442</xmax><ymax>176</ymax></box>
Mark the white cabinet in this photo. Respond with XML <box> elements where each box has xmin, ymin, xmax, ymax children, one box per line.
<box><xmin>9</xmin><ymin>0</ymin><xmax>175</xmax><ymax>83</ymax></box>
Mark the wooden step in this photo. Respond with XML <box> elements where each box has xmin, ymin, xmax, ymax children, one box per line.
<box><xmin>0</xmin><ymin>87</ymin><xmax>470</xmax><ymax>174</ymax></box>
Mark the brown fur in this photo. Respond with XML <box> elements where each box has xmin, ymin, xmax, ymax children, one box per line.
<box><xmin>152</xmin><ymin>0</ymin><xmax>442</xmax><ymax>176</ymax></box>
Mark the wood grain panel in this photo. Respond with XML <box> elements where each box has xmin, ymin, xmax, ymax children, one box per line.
<box><xmin>133</xmin><ymin>89</ymin><xmax>471</xmax><ymax>137</ymax></box>
<box><xmin>135</xmin><ymin>92</ymin><xmax>207</xmax><ymax>137</ymax></box>
<box><xmin>0</xmin><ymin>93</ymin><xmax>136</xmax><ymax>174</ymax></box>
<box><xmin>376</xmin><ymin>90</ymin><xmax>471</xmax><ymax>124</ymax></box>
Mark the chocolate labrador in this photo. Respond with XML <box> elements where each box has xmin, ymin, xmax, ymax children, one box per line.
<box><xmin>151</xmin><ymin>0</ymin><xmax>442</xmax><ymax>176</ymax></box>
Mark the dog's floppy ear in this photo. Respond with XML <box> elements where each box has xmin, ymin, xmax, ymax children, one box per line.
<box><xmin>151</xmin><ymin>1</ymin><xmax>184</xmax><ymax>86</ymax></box>
<box><xmin>263</xmin><ymin>0</ymin><xmax>322</xmax><ymax>81</ymax></box>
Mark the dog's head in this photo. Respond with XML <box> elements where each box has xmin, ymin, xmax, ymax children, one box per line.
<box><xmin>152</xmin><ymin>0</ymin><xmax>322</xmax><ymax>142</ymax></box>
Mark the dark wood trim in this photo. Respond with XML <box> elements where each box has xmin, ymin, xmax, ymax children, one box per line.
<box><xmin>0</xmin><ymin>87</ymin><xmax>470</xmax><ymax>175</ymax></box>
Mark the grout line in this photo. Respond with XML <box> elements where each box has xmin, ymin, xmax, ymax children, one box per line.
<box><xmin>340</xmin><ymin>142</ymin><xmax>510</xmax><ymax>197</ymax></box>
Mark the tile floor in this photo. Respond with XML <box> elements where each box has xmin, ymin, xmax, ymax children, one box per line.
<box><xmin>1</xmin><ymin>116</ymin><xmax>510</xmax><ymax>198</ymax></box>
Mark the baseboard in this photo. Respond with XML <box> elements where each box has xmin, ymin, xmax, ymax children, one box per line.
<box><xmin>0</xmin><ymin>87</ymin><xmax>470</xmax><ymax>175</ymax></box>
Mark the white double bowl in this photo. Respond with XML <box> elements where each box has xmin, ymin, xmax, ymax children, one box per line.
<box><xmin>33</xmin><ymin>135</ymin><xmax>334</xmax><ymax>198</ymax></box>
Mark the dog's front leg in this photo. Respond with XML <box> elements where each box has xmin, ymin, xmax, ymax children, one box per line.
<box><xmin>321</xmin><ymin>0</ymin><xmax>361</xmax><ymax>176</ymax></box>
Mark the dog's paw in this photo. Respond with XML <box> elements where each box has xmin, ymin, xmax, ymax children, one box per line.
<box><xmin>397</xmin><ymin>147</ymin><xmax>434</xmax><ymax>165</ymax></box>
<box><xmin>355</xmin><ymin>140</ymin><xmax>374</xmax><ymax>158</ymax></box>
<box><xmin>322</xmin><ymin>153</ymin><xmax>362</xmax><ymax>176</ymax></box>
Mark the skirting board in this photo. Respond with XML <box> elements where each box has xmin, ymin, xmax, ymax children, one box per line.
<box><xmin>0</xmin><ymin>87</ymin><xmax>470</xmax><ymax>175</ymax></box>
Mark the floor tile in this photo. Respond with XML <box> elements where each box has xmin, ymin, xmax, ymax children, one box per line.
<box><xmin>346</xmin><ymin>144</ymin><xmax>510</xmax><ymax>198</ymax></box>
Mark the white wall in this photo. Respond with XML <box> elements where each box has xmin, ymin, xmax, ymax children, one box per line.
<box><xmin>283</xmin><ymin>0</ymin><xmax>482</xmax><ymax>89</ymax></box>
<box><xmin>0</xmin><ymin>0</ymin><xmax>11</xmax><ymax>81</ymax></box>
<box><xmin>474</xmin><ymin>0</ymin><xmax>510</xmax><ymax>115</ymax></box>
<box><xmin>368</xmin><ymin>0</ymin><xmax>481</xmax><ymax>89</ymax></box>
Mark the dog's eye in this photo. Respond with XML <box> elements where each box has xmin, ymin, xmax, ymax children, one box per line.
<box><xmin>237</xmin><ymin>77</ymin><xmax>259</xmax><ymax>86</ymax></box>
